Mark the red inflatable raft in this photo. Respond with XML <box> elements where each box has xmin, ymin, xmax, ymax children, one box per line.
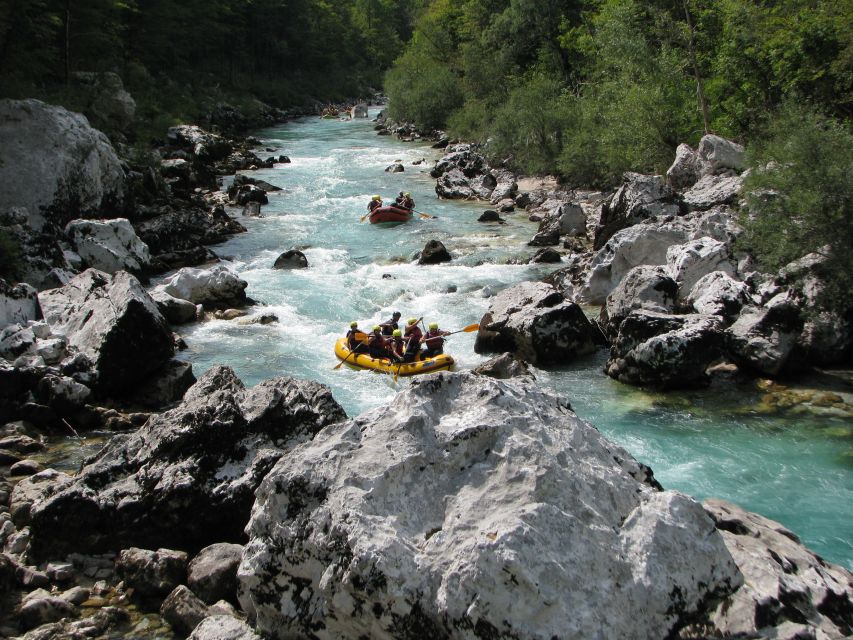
<box><xmin>369</xmin><ymin>205</ymin><xmax>413</xmax><ymax>225</ymax></box>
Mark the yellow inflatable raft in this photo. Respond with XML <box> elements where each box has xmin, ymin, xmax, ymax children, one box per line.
<box><xmin>334</xmin><ymin>337</ymin><xmax>454</xmax><ymax>377</ymax></box>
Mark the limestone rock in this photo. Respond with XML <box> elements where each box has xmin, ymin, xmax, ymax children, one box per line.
<box><xmin>0</xmin><ymin>99</ymin><xmax>125</xmax><ymax>224</ymax></box>
<box><xmin>606</xmin><ymin>311</ymin><xmax>725</xmax><ymax>388</ymax></box>
<box><xmin>666</xmin><ymin>143</ymin><xmax>701</xmax><ymax>190</ymax></box>
<box><xmin>64</xmin><ymin>218</ymin><xmax>151</xmax><ymax>275</ymax></box>
<box><xmin>116</xmin><ymin>547</ymin><xmax>188</xmax><ymax>598</ymax></box>
<box><xmin>726</xmin><ymin>293</ymin><xmax>804</xmax><ymax>376</ymax></box>
<box><xmin>188</xmin><ymin>543</ymin><xmax>244</xmax><ymax>605</ymax></box>
<box><xmin>700</xmin><ymin>499</ymin><xmax>853</xmax><ymax>640</ymax></box>
<box><xmin>351</xmin><ymin>104</ymin><xmax>368</xmax><ymax>119</ymax></box>
<box><xmin>472</xmin><ymin>352</ymin><xmax>534</xmax><ymax>379</ymax></box>
<box><xmin>0</xmin><ymin>281</ymin><xmax>41</xmax><ymax>329</ymax></box>
<box><xmin>697</xmin><ymin>134</ymin><xmax>746</xmax><ymax>175</ymax></box>
<box><xmin>599</xmin><ymin>265</ymin><xmax>679</xmax><ymax>342</ymax></box>
<box><xmin>474</xmin><ymin>281</ymin><xmax>599</xmax><ymax>365</ymax></box>
<box><xmin>238</xmin><ymin>372</ymin><xmax>741</xmax><ymax>640</ymax></box>
<box><xmin>161</xmin><ymin>584</ymin><xmax>210</xmax><ymax>635</ymax></box>
<box><xmin>151</xmin><ymin>289</ymin><xmax>198</xmax><ymax>325</ymax></box>
<box><xmin>156</xmin><ymin>265</ymin><xmax>248</xmax><ymax>309</ymax></box>
<box><xmin>167</xmin><ymin>125</ymin><xmax>232</xmax><ymax>162</ymax></box>
<box><xmin>687</xmin><ymin>271</ymin><xmax>751</xmax><ymax>319</ymax></box>
<box><xmin>273</xmin><ymin>250</ymin><xmax>308</xmax><ymax>270</ymax></box>
<box><xmin>38</xmin><ymin>269</ymin><xmax>173</xmax><ymax>395</ymax></box>
<box><xmin>594</xmin><ymin>172</ymin><xmax>680</xmax><ymax>249</ymax></box>
<box><xmin>71</xmin><ymin>71</ymin><xmax>136</xmax><ymax>133</ymax></box>
<box><xmin>681</xmin><ymin>174</ymin><xmax>743</xmax><ymax>212</ymax></box>
<box><xmin>666</xmin><ymin>237</ymin><xmax>736</xmax><ymax>297</ymax></box>
<box><xmin>189</xmin><ymin>615</ymin><xmax>262</xmax><ymax>640</ymax></box>
<box><xmin>27</xmin><ymin>366</ymin><xmax>347</xmax><ymax>559</ymax></box>
<box><xmin>418</xmin><ymin>240</ymin><xmax>452</xmax><ymax>265</ymax></box>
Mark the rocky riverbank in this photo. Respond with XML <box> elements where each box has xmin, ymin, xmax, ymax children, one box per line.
<box><xmin>0</xmin><ymin>99</ymin><xmax>851</xmax><ymax>638</ymax></box>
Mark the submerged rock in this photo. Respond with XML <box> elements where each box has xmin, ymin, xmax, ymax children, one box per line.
<box><xmin>239</xmin><ymin>372</ymin><xmax>741</xmax><ymax>639</ymax></box>
<box><xmin>27</xmin><ymin>366</ymin><xmax>347</xmax><ymax>559</ymax></box>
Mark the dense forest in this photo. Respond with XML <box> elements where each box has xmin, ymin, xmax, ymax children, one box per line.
<box><xmin>0</xmin><ymin>0</ymin><xmax>418</xmax><ymax>138</ymax></box>
<box><xmin>0</xmin><ymin>0</ymin><xmax>850</xmax><ymax>305</ymax></box>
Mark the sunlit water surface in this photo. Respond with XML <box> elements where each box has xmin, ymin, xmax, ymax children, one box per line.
<box><xmin>159</xmin><ymin>111</ymin><xmax>851</xmax><ymax>570</ymax></box>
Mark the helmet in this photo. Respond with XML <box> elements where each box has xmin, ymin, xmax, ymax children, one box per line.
<box><xmin>372</xmin><ymin>195</ymin><xmax>381</xmax><ymax>201</ymax></box>
<box><xmin>350</xmin><ymin>321</ymin><xmax>358</xmax><ymax>328</ymax></box>
<box><xmin>429</xmin><ymin>322</ymin><xmax>438</xmax><ymax>329</ymax></box>
<box><xmin>373</xmin><ymin>325</ymin><xmax>381</xmax><ymax>331</ymax></box>
<box><xmin>405</xmin><ymin>192</ymin><xmax>411</xmax><ymax>197</ymax></box>
<box><xmin>407</xmin><ymin>317</ymin><xmax>417</xmax><ymax>325</ymax></box>
<box><xmin>393</xmin><ymin>329</ymin><xmax>402</xmax><ymax>337</ymax></box>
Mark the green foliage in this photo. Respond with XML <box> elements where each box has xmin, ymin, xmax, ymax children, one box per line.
<box><xmin>0</xmin><ymin>228</ymin><xmax>20</xmax><ymax>280</ymax></box>
<box><xmin>0</xmin><ymin>0</ymin><xmax>418</xmax><ymax>130</ymax></box>
<box><xmin>740</xmin><ymin>102</ymin><xmax>853</xmax><ymax>310</ymax></box>
<box><xmin>385</xmin><ymin>0</ymin><xmax>853</xmax><ymax>187</ymax></box>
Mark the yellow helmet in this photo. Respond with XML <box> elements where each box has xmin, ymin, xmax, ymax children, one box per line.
<box><xmin>372</xmin><ymin>195</ymin><xmax>381</xmax><ymax>201</ymax></box>
<box><xmin>393</xmin><ymin>329</ymin><xmax>402</xmax><ymax>337</ymax></box>
<box><xmin>407</xmin><ymin>317</ymin><xmax>417</xmax><ymax>325</ymax></box>
<box><xmin>373</xmin><ymin>325</ymin><xmax>381</xmax><ymax>331</ymax></box>
<box><xmin>429</xmin><ymin>322</ymin><xmax>438</xmax><ymax>329</ymax></box>
<box><xmin>405</xmin><ymin>192</ymin><xmax>411</xmax><ymax>197</ymax></box>
<box><xmin>350</xmin><ymin>321</ymin><xmax>358</xmax><ymax>328</ymax></box>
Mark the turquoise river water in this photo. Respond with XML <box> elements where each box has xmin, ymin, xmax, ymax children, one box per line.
<box><xmin>169</xmin><ymin>110</ymin><xmax>852</xmax><ymax>570</ymax></box>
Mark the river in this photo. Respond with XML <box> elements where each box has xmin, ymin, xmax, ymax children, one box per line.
<box><xmin>171</xmin><ymin>109</ymin><xmax>852</xmax><ymax>570</ymax></box>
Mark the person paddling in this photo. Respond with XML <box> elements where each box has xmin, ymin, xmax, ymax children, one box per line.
<box><xmin>367</xmin><ymin>325</ymin><xmax>391</xmax><ymax>360</ymax></box>
<box><xmin>389</xmin><ymin>329</ymin><xmax>405</xmax><ymax>363</ymax></box>
<box><xmin>367</xmin><ymin>195</ymin><xmax>383</xmax><ymax>213</ymax></box>
<box><xmin>380</xmin><ymin>311</ymin><xmax>402</xmax><ymax>336</ymax></box>
<box><xmin>346</xmin><ymin>321</ymin><xmax>368</xmax><ymax>354</ymax></box>
<box><xmin>423</xmin><ymin>322</ymin><xmax>450</xmax><ymax>358</ymax></box>
<box><xmin>402</xmin><ymin>317</ymin><xmax>423</xmax><ymax>362</ymax></box>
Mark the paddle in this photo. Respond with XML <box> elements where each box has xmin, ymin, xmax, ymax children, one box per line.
<box><xmin>445</xmin><ymin>323</ymin><xmax>480</xmax><ymax>335</ymax></box>
<box><xmin>333</xmin><ymin>331</ymin><xmax>367</xmax><ymax>369</ymax></box>
<box><xmin>414</xmin><ymin>209</ymin><xmax>436</xmax><ymax>219</ymax></box>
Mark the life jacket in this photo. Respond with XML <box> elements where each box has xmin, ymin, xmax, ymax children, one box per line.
<box><xmin>380</xmin><ymin>318</ymin><xmax>399</xmax><ymax>335</ymax></box>
<box><xmin>403</xmin><ymin>197</ymin><xmax>414</xmax><ymax>210</ymax></box>
<box><xmin>368</xmin><ymin>200</ymin><xmax>382</xmax><ymax>212</ymax></box>
<box><xmin>424</xmin><ymin>329</ymin><xmax>445</xmax><ymax>350</ymax></box>
<box><xmin>368</xmin><ymin>331</ymin><xmax>385</xmax><ymax>347</ymax></box>
<box><xmin>390</xmin><ymin>336</ymin><xmax>405</xmax><ymax>358</ymax></box>
<box><xmin>346</xmin><ymin>328</ymin><xmax>362</xmax><ymax>349</ymax></box>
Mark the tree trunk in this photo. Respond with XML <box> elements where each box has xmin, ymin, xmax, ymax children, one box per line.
<box><xmin>64</xmin><ymin>0</ymin><xmax>71</xmax><ymax>85</ymax></box>
<box><xmin>683</xmin><ymin>0</ymin><xmax>710</xmax><ymax>134</ymax></box>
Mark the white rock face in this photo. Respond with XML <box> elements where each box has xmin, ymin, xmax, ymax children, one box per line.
<box><xmin>239</xmin><ymin>372</ymin><xmax>741</xmax><ymax>640</ymax></box>
<box><xmin>65</xmin><ymin>218</ymin><xmax>150</xmax><ymax>274</ymax></box>
<box><xmin>697</xmin><ymin>134</ymin><xmax>746</xmax><ymax>175</ymax></box>
<box><xmin>0</xmin><ymin>99</ymin><xmax>125</xmax><ymax>222</ymax></box>
<box><xmin>156</xmin><ymin>265</ymin><xmax>248</xmax><ymax>307</ymax></box>
<box><xmin>702</xmin><ymin>499</ymin><xmax>853</xmax><ymax>640</ymax></box>
<box><xmin>350</xmin><ymin>104</ymin><xmax>369</xmax><ymax>118</ymax></box>
<box><xmin>681</xmin><ymin>174</ymin><xmax>743</xmax><ymax>211</ymax></box>
<box><xmin>600</xmin><ymin>265</ymin><xmax>679</xmax><ymax>340</ymax></box>
<box><xmin>666</xmin><ymin>143</ymin><xmax>701</xmax><ymax>189</ymax></box>
<box><xmin>189</xmin><ymin>615</ymin><xmax>261</xmax><ymax>640</ymax></box>
<box><xmin>583</xmin><ymin>223</ymin><xmax>691</xmax><ymax>304</ymax></box>
<box><xmin>687</xmin><ymin>271</ymin><xmax>751</xmax><ymax>318</ymax></box>
<box><xmin>667</xmin><ymin>237</ymin><xmax>736</xmax><ymax>297</ymax></box>
<box><xmin>0</xmin><ymin>281</ymin><xmax>40</xmax><ymax>329</ymax></box>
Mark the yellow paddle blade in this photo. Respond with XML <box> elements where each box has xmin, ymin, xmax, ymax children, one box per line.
<box><xmin>462</xmin><ymin>323</ymin><xmax>480</xmax><ymax>332</ymax></box>
<box><xmin>360</xmin><ymin>214</ymin><xmax>368</xmax><ymax>223</ymax></box>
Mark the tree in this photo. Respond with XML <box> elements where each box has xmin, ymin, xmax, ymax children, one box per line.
<box><xmin>740</xmin><ymin>102</ymin><xmax>853</xmax><ymax>310</ymax></box>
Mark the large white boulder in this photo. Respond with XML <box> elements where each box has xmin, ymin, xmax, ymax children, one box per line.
<box><xmin>666</xmin><ymin>237</ymin><xmax>736</xmax><ymax>297</ymax></box>
<box><xmin>687</xmin><ymin>271</ymin><xmax>752</xmax><ymax>319</ymax></box>
<box><xmin>594</xmin><ymin>172</ymin><xmax>680</xmax><ymax>249</ymax></box>
<box><xmin>0</xmin><ymin>281</ymin><xmax>40</xmax><ymax>329</ymax></box>
<box><xmin>0</xmin><ymin>99</ymin><xmax>125</xmax><ymax>224</ymax></box>
<box><xmin>239</xmin><ymin>372</ymin><xmax>742</xmax><ymax>640</ymax></box>
<box><xmin>38</xmin><ymin>269</ymin><xmax>173</xmax><ymax>394</ymax></box>
<box><xmin>681</xmin><ymin>174</ymin><xmax>743</xmax><ymax>211</ymax></box>
<box><xmin>65</xmin><ymin>218</ymin><xmax>150</xmax><ymax>275</ymax></box>
<box><xmin>697</xmin><ymin>134</ymin><xmax>746</xmax><ymax>175</ymax></box>
<box><xmin>599</xmin><ymin>265</ymin><xmax>679</xmax><ymax>341</ymax></box>
<box><xmin>156</xmin><ymin>265</ymin><xmax>248</xmax><ymax>308</ymax></box>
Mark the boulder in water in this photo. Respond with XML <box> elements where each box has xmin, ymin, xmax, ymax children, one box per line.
<box><xmin>238</xmin><ymin>372</ymin><xmax>741</xmax><ymax>639</ymax></box>
<box><xmin>474</xmin><ymin>281</ymin><xmax>599</xmax><ymax>365</ymax></box>
<box><xmin>273</xmin><ymin>250</ymin><xmax>308</xmax><ymax>269</ymax></box>
<box><xmin>156</xmin><ymin>265</ymin><xmax>248</xmax><ymax>309</ymax></box>
<box><xmin>599</xmin><ymin>265</ymin><xmax>679</xmax><ymax>342</ymax></box>
<box><xmin>418</xmin><ymin>239</ymin><xmax>452</xmax><ymax>265</ymax></box>
<box><xmin>606</xmin><ymin>310</ymin><xmax>725</xmax><ymax>388</ymax></box>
